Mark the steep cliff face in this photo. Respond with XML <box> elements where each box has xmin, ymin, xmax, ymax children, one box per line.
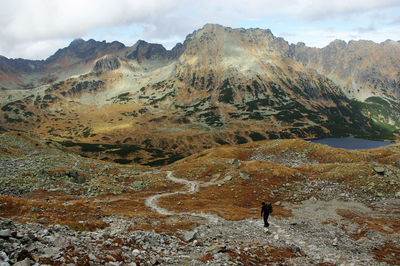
<box><xmin>0</xmin><ymin>24</ymin><xmax>398</xmax><ymax>164</ymax></box>
<box><xmin>290</xmin><ymin>39</ymin><xmax>400</xmax><ymax>101</ymax></box>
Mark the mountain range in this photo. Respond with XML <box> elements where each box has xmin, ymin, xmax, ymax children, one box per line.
<box><xmin>0</xmin><ymin>24</ymin><xmax>399</xmax><ymax>165</ymax></box>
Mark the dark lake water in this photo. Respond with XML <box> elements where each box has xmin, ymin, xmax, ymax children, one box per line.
<box><xmin>309</xmin><ymin>136</ymin><xmax>391</xmax><ymax>150</ymax></box>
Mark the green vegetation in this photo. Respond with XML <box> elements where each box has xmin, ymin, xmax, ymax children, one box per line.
<box><xmin>149</xmin><ymin>89</ymin><xmax>175</xmax><ymax>105</ymax></box>
<box><xmin>248</xmin><ymin>112</ymin><xmax>264</xmax><ymax>120</ymax></box>
<box><xmin>45</xmin><ymin>81</ymin><xmax>64</xmax><ymax>93</ymax></box>
<box><xmin>199</xmin><ymin>111</ymin><xmax>223</xmax><ymax>127</ymax></box>
<box><xmin>274</xmin><ymin>110</ymin><xmax>303</xmax><ymax>123</ymax></box>
<box><xmin>1</xmin><ymin>100</ymin><xmax>26</xmax><ymax>114</ymax></box>
<box><xmin>59</xmin><ymin>141</ymin><xmax>185</xmax><ymax>166</ymax></box>
<box><xmin>214</xmin><ymin>137</ymin><xmax>229</xmax><ymax>145</ymax></box>
<box><xmin>244</xmin><ymin>98</ymin><xmax>271</xmax><ymax>112</ymax></box>
<box><xmin>235</xmin><ymin>135</ymin><xmax>248</xmax><ymax>144</ymax></box>
<box><xmin>82</xmin><ymin>127</ymin><xmax>92</xmax><ymax>138</ymax></box>
<box><xmin>63</xmin><ymin>80</ymin><xmax>104</xmax><ymax>96</ymax></box>
<box><xmin>114</xmin><ymin>159</ymin><xmax>133</xmax><ymax>164</ymax></box>
<box><xmin>4</xmin><ymin>113</ymin><xmax>23</xmax><ymax>123</ymax></box>
<box><xmin>108</xmin><ymin>92</ymin><xmax>132</xmax><ymax>103</ymax></box>
<box><xmin>218</xmin><ymin>79</ymin><xmax>234</xmax><ymax>103</ymax></box>
<box><xmin>249</xmin><ymin>132</ymin><xmax>266</xmax><ymax>141</ymax></box>
<box><xmin>323</xmin><ymin>99</ymin><xmax>398</xmax><ymax>139</ymax></box>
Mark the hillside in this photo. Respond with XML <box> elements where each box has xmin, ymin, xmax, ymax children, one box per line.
<box><xmin>0</xmin><ymin>132</ymin><xmax>399</xmax><ymax>264</ymax></box>
<box><xmin>0</xmin><ymin>24</ymin><xmax>398</xmax><ymax>164</ymax></box>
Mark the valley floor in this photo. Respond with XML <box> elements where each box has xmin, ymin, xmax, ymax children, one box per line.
<box><xmin>0</xmin><ymin>132</ymin><xmax>399</xmax><ymax>265</ymax></box>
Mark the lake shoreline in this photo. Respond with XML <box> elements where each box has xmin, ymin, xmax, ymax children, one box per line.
<box><xmin>308</xmin><ymin>136</ymin><xmax>392</xmax><ymax>150</ymax></box>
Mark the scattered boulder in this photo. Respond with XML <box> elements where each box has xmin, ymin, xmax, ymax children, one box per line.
<box><xmin>223</xmin><ymin>175</ymin><xmax>232</xmax><ymax>182</ymax></box>
<box><xmin>373</xmin><ymin>167</ymin><xmax>385</xmax><ymax>175</ymax></box>
<box><xmin>309</xmin><ymin>196</ymin><xmax>317</xmax><ymax>203</ymax></box>
<box><xmin>239</xmin><ymin>172</ymin><xmax>251</xmax><ymax>181</ymax></box>
<box><xmin>0</xmin><ymin>251</ymin><xmax>9</xmax><ymax>262</ymax></box>
<box><xmin>204</xmin><ymin>245</ymin><xmax>226</xmax><ymax>253</ymax></box>
<box><xmin>395</xmin><ymin>191</ymin><xmax>400</xmax><ymax>199</ymax></box>
<box><xmin>13</xmin><ymin>258</ymin><xmax>30</xmax><ymax>266</ymax></box>
<box><xmin>132</xmin><ymin>249</ymin><xmax>140</xmax><ymax>256</ymax></box>
<box><xmin>0</xmin><ymin>229</ymin><xmax>11</xmax><ymax>238</ymax></box>
<box><xmin>227</xmin><ymin>159</ymin><xmax>241</xmax><ymax>167</ymax></box>
<box><xmin>396</xmin><ymin>159</ymin><xmax>400</xmax><ymax>169</ymax></box>
<box><xmin>183</xmin><ymin>230</ymin><xmax>197</xmax><ymax>242</ymax></box>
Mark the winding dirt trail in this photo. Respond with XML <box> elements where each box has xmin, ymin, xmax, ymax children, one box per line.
<box><xmin>145</xmin><ymin>171</ymin><xmax>219</xmax><ymax>223</ymax></box>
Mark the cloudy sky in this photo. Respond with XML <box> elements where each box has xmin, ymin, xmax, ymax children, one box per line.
<box><xmin>1</xmin><ymin>0</ymin><xmax>400</xmax><ymax>60</ymax></box>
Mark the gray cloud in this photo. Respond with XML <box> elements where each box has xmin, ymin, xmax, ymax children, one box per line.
<box><xmin>294</xmin><ymin>0</ymin><xmax>400</xmax><ymax>21</ymax></box>
<box><xmin>389</xmin><ymin>16</ymin><xmax>400</xmax><ymax>24</ymax></box>
<box><xmin>1</xmin><ymin>0</ymin><xmax>399</xmax><ymax>59</ymax></box>
<box><xmin>355</xmin><ymin>25</ymin><xmax>376</xmax><ymax>34</ymax></box>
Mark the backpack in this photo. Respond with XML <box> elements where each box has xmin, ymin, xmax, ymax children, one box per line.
<box><xmin>266</xmin><ymin>202</ymin><xmax>273</xmax><ymax>213</ymax></box>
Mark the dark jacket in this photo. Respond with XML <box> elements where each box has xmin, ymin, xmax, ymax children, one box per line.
<box><xmin>261</xmin><ymin>202</ymin><xmax>273</xmax><ymax>217</ymax></box>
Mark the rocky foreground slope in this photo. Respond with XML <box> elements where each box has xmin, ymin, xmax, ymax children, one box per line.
<box><xmin>0</xmin><ymin>132</ymin><xmax>399</xmax><ymax>265</ymax></box>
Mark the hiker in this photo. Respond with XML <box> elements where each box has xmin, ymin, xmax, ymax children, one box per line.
<box><xmin>261</xmin><ymin>201</ymin><xmax>273</xmax><ymax>227</ymax></box>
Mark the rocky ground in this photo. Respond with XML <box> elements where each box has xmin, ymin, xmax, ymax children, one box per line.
<box><xmin>1</xmin><ymin>132</ymin><xmax>400</xmax><ymax>265</ymax></box>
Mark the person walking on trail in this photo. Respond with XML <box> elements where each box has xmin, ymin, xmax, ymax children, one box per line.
<box><xmin>261</xmin><ymin>201</ymin><xmax>273</xmax><ymax>227</ymax></box>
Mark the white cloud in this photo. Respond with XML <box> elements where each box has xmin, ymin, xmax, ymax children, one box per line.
<box><xmin>0</xmin><ymin>0</ymin><xmax>399</xmax><ymax>59</ymax></box>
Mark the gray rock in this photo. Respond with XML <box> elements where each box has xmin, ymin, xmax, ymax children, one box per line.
<box><xmin>150</xmin><ymin>257</ymin><xmax>161</xmax><ymax>265</ymax></box>
<box><xmin>204</xmin><ymin>245</ymin><xmax>226</xmax><ymax>253</ymax></box>
<box><xmin>0</xmin><ymin>262</ymin><xmax>10</xmax><ymax>266</ymax></box>
<box><xmin>223</xmin><ymin>175</ymin><xmax>233</xmax><ymax>182</ymax></box>
<box><xmin>227</xmin><ymin>159</ymin><xmax>241</xmax><ymax>167</ymax></box>
<box><xmin>88</xmin><ymin>253</ymin><xmax>98</xmax><ymax>262</ymax></box>
<box><xmin>105</xmin><ymin>262</ymin><xmax>120</xmax><ymax>266</ymax></box>
<box><xmin>13</xmin><ymin>258</ymin><xmax>30</xmax><ymax>266</ymax></box>
<box><xmin>395</xmin><ymin>191</ymin><xmax>400</xmax><ymax>199</ymax></box>
<box><xmin>239</xmin><ymin>172</ymin><xmax>251</xmax><ymax>181</ymax></box>
<box><xmin>93</xmin><ymin>56</ymin><xmax>121</xmax><ymax>73</ymax></box>
<box><xmin>0</xmin><ymin>229</ymin><xmax>11</xmax><ymax>238</ymax></box>
<box><xmin>396</xmin><ymin>159</ymin><xmax>400</xmax><ymax>169</ymax></box>
<box><xmin>183</xmin><ymin>230</ymin><xmax>197</xmax><ymax>242</ymax></box>
<box><xmin>373</xmin><ymin>167</ymin><xmax>385</xmax><ymax>175</ymax></box>
<box><xmin>0</xmin><ymin>251</ymin><xmax>9</xmax><ymax>262</ymax></box>
<box><xmin>41</xmin><ymin>247</ymin><xmax>61</xmax><ymax>259</ymax></box>
<box><xmin>309</xmin><ymin>196</ymin><xmax>317</xmax><ymax>203</ymax></box>
<box><xmin>132</xmin><ymin>249</ymin><xmax>140</xmax><ymax>256</ymax></box>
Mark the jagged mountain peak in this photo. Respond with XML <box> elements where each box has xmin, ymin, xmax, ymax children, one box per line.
<box><xmin>180</xmin><ymin>24</ymin><xmax>289</xmax><ymax>64</ymax></box>
<box><xmin>326</xmin><ymin>39</ymin><xmax>347</xmax><ymax>49</ymax></box>
<box><xmin>93</xmin><ymin>55</ymin><xmax>121</xmax><ymax>73</ymax></box>
<box><xmin>126</xmin><ymin>40</ymin><xmax>169</xmax><ymax>62</ymax></box>
<box><xmin>46</xmin><ymin>38</ymin><xmax>125</xmax><ymax>62</ymax></box>
<box><xmin>184</xmin><ymin>23</ymin><xmax>276</xmax><ymax>44</ymax></box>
<box><xmin>69</xmin><ymin>38</ymin><xmax>86</xmax><ymax>47</ymax></box>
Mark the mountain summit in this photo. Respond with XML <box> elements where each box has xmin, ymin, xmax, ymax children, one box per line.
<box><xmin>0</xmin><ymin>24</ymin><xmax>399</xmax><ymax>164</ymax></box>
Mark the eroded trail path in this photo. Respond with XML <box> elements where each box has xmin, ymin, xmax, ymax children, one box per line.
<box><xmin>145</xmin><ymin>171</ymin><xmax>219</xmax><ymax>223</ymax></box>
<box><xmin>143</xmin><ymin>171</ymin><xmax>394</xmax><ymax>265</ymax></box>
